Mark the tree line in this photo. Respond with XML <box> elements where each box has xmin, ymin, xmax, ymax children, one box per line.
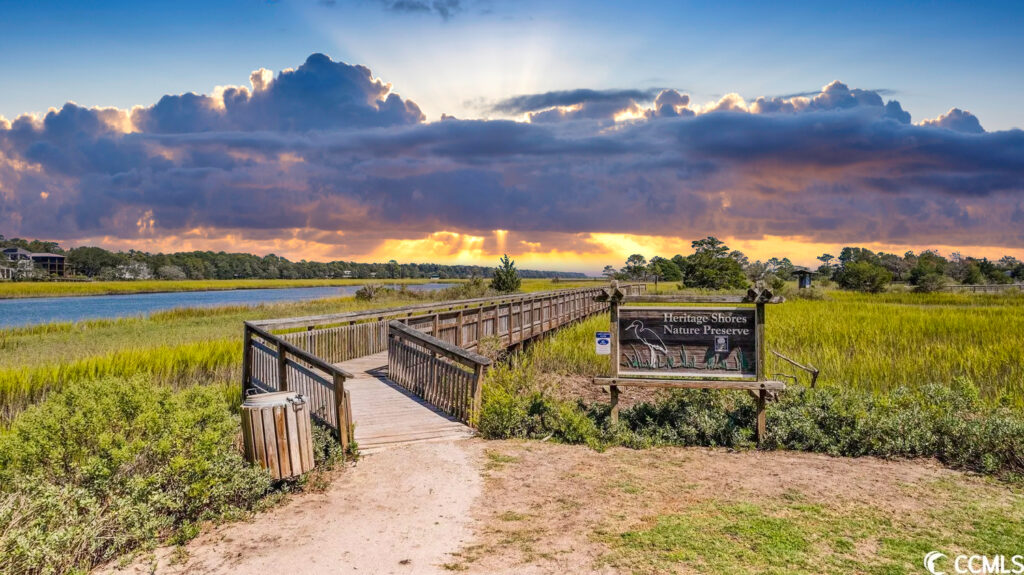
<box><xmin>0</xmin><ymin>237</ymin><xmax>585</xmax><ymax>281</ymax></box>
<box><xmin>604</xmin><ymin>237</ymin><xmax>1024</xmax><ymax>293</ymax></box>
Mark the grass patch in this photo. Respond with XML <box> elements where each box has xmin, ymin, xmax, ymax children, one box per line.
<box><xmin>603</xmin><ymin>490</ymin><xmax>1024</xmax><ymax>575</ymax></box>
<box><xmin>497</xmin><ymin>511</ymin><xmax>530</xmax><ymax>522</ymax></box>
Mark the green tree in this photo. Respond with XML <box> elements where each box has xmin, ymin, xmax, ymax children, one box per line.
<box><xmin>490</xmin><ymin>254</ymin><xmax>521</xmax><ymax>293</ymax></box>
<box><xmin>682</xmin><ymin>237</ymin><xmax>748</xmax><ymax>290</ymax></box>
<box><xmin>66</xmin><ymin>246</ymin><xmax>125</xmax><ymax>277</ymax></box>
<box><xmin>835</xmin><ymin>262</ymin><xmax>892</xmax><ymax>293</ymax></box>
<box><xmin>622</xmin><ymin>254</ymin><xmax>648</xmax><ymax>280</ymax></box>
<box><xmin>909</xmin><ymin>251</ymin><xmax>948</xmax><ymax>291</ymax></box>
<box><xmin>602</xmin><ymin>265</ymin><xmax>617</xmax><ymax>279</ymax></box>
<box><xmin>648</xmin><ymin>256</ymin><xmax>682</xmax><ymax>282</ymax></box>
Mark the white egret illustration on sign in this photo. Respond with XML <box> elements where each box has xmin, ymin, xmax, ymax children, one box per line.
<box><xmin>626</xmin><ymin>320</ymin><xmax>668</xmax><ymax>368</ymax></box>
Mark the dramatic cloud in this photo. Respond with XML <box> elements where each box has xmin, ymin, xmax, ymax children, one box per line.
<box><xmin>1</xmin><ymin>55</ymin><xmax>1022</xmax><ymax>269</ymax></box>
<box><xmin>921</xmin><ymin>108</ymin><xmax>985</xmax><ymax>134</ymax></box>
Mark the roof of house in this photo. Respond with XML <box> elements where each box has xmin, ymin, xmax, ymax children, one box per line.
<box><xmin>31</xmin><ymin>253</ymin><xmax>65</xmax><ymax>258</ymax></box>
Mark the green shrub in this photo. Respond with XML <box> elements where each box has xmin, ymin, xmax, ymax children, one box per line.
<box><xmin>0</xmin><ymin>376</ymin><xmax>273</xmax><ymax>575</ymax></box>
<box><xmin>478</xmin><ymin>354</ymin><xmax>599</xmax><ymax>446</ymax></box>
<box><xmin>835</xmin><ymin>262</ymin><xmax>892</xmax><ymax>293</ymax></box>
<box><xmin>490</xmin><ymin>255</ymin><xmax>522</xmax><ymax>293</ymax></box>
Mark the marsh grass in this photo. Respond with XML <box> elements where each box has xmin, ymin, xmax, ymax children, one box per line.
<box><xmin>522</xmin><ymin>290</ymin><xmax>1024</xmax><ymax>404</ymax></box>
<box><xmin>0</xmin><ymin>278</ymin><xmax>457</xmax><ymax>299</ymax></box>
<box><xmin>480</xmin><ymin>305</ymin><xmax>1024</xmax><ymax>479</ymax></box>
<box><xmin>767</xmin><ymin>291</ymin><xmax>1024</xmax><ymax>403</ymax></box>
<box><xmin>0</xmin><ymin>279</ymin><xmax>595</xmax><ymax>419</ymax></box>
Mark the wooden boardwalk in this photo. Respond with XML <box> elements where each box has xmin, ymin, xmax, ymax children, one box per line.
<box><xmin>336</xmin><ymin>351</ymin><xmax>475</xmax><ymax>453</ymax></box>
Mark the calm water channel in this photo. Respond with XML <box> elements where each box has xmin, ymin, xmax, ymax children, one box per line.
<box><xmin>0</xmin><ymin>283</ymin><xmax>449</xmax><ymax>328</ymax></box>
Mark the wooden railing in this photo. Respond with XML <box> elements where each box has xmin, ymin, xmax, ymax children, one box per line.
<box><xmin>243</xmin><ymin>323</ymin><xmax>355</xmax><ymax>450</ymax></box>
<box><xmin>941</xmin><ymin>283</ymin><xmax>1024</xmax><ymax>293</ymax></box>
<box><xmin>243</xmin><ymin>283</ymin><xmax>646</xmax><ymax>439</ymax></box>
<box><xmin>388</xmin><ymin>321</ymin><xmax>491</xmax><ymax>424</ymax></box>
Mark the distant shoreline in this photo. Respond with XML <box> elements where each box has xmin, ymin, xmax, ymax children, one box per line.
<box><xmin>0</xmin><ymin>278</ymin><xmax>461</xmax><ymax>300</ymax></box>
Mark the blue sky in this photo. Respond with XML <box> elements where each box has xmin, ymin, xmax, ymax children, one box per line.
<box><xmin>2</xmin><ymin>0</ymin><xmax>1022</xmax><ymax>129</ymax></box>
<box><xmin>1</xmin><ymin>0</ymin><xmax>1023</xmax><ymax>271</ymax></box>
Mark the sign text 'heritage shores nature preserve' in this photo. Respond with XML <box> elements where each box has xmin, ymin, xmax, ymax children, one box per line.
<box><xmin>617</xmin><ymin>307</ymin><xmax>759</xmax><ymax>379</ymax></box>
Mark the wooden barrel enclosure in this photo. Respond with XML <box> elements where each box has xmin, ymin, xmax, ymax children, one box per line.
<box><xmin>241</xmin><ymin>391</ymin><xmax>316</xmax><ymax>480</ymax></box>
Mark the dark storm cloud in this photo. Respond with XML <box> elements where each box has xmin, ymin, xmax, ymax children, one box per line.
<box><xmin>492</xmin><ymin>88</ymin><xmax>663</xmax><ymax>114</ymax></box>
<box><xmin>1</xmin><ymin>57</ymin><xmax>1022</xmax><ymax>253</ymax></box>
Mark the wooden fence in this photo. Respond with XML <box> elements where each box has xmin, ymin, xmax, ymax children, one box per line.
<box><xmin>243</xmin><ymin>283</ymin><xmax>646</xmax><ymax>439</ymax></box>
<box><xmin>244</xmin><ymin>323</ymin><xmax>355</xmax><ymax>450</ymax></box>
<box><xmin>387</xmin><ymin>321</ymin><xmax>490</xmax><ymax>424</ymax></box>
<box><xmin>941</xmin><ymin>283</ymin><xmax>1024</xmax><ymax>293</ymax></box>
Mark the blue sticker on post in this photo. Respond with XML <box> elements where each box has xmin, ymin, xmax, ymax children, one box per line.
<box><xmin>595</xmin><ymin>331</ymin><xmax>611</xmax><ymax>355</ymax></box>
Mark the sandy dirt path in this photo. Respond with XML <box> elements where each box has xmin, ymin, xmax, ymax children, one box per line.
<box><xmin>103</xmin><ymin>441</ymin><xmax>483</xmax><ymax>575</ymax></box>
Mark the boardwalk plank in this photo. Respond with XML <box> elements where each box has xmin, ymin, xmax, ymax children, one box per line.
<box><xmin>334</xmin><ymin>351</ymin><xmax>475</xmax><ymax>453</ymax></box>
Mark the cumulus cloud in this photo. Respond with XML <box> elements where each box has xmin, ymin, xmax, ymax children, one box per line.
<box><xmin>0</xmin><ymin>62</ymin><xmax>1021</xmax><ymax>260</ymax></box>
<box><xmin>921</xmin><ymin>108</ymin><xmax>985</xmax><ymax>133</ymax></box>
<box><xmin>131</xmin><ymin>53</ymin><xmax>424</xmax><ymax>133</ymax></box>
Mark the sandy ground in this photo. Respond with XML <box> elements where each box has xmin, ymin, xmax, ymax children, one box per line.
<box><xmin>101</xmin><ymin>441</ymin><xmax>483</xmax><ymax>575</ymax></box>
<box><xmin>450</xmin><ymin>442</ymin><xmax>1011</xmax><ymax>574</ymax></box>
<box><xmin>99</xmin><ymin>439</ymin><xmax>1016</xmax><ymax>575</ymax></box>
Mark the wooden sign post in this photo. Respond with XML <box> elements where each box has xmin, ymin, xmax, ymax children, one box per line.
<box><xmin>594</xmin><ymin>281</ymin><xmax>784</xmax><ymax>446</ymax></box>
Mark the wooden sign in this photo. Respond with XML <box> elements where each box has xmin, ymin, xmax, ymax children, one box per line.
<box><xmin>617</xmin><ymin>306</ymin><xmax>759</xmax><ymax>379</ymax></box>
<box><xmin>593</xmin><ymin>282</ymin><xmax>785</xmax><ymax>446</ymax></box>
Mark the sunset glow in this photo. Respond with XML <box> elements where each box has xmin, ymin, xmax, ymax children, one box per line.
<box><xmin>1</xmin><ymin>2</ymin><xmax>1022</xmax><ymax>274</ymax></box>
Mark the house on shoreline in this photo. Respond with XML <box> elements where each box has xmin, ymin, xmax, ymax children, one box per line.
<box><xmin>2</xmin><ymin>247</ymin><xmax>68</xmax><ymax>277</ymax></box>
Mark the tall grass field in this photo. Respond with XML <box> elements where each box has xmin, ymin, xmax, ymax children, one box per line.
<box><xmin>768</xmin><ymin>291</ymin><xmax>1024</xmax><ymax>403</ymax></box>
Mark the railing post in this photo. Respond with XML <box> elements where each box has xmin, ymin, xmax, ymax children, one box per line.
<box><xmin>471</xmin><ymin>363</ymin><xmax>486</xmax><ymax>428</ymax></box>
<box><xmin>277</xmin><ymin>340</ymin><xmax>288</xmax><ymax>391</ymax></box>
<box><xmin>456</xmin><ymin>310</ymin><xmax>464</xmax><ymax>346</ymax></box>
<box><xmin>429</xmin><ymin>351</ymin><xmax>437</xmax><ymax>398</ymax></box>
<box><xmin>242</xmin><ymin>324</ymin><xmax>253</xmax><ymax>396</ymax></box>
<box><xmin>333</xmin><ymin>372</ymin><xmax>350</xmax><ymax>451</ymax></box>
<box><xmin>506</xmin><ymin>302</ymin><xmax>512</xmax><ymax>345</ymax></box>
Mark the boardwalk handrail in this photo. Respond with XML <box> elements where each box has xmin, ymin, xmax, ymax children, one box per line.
<box><xmin>388</xmin><ymin>320</ymin><xmax>493</xmax><ymax>369</ymax></box>
<box><xmin>249</xmin><ymin>285</ymin><xmax>631</xmax><ymax>331</ymax></box>
<box><xmin>387</xmin><ymin>320</ymin><xmax>492</xmax><ymax>425</ymax></box>
<box><xmin>243</xmin><ymin>283</ymin><xmax>646</xmax><ymax>441</ymax></box>
<box><xmin>243</xmin><ymin>322</ymin><xmax>356</xmax><ymax>449</ymax></box>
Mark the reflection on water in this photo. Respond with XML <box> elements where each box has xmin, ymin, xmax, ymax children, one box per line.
<box><xmin>0</xmin><ymin>283</ymin><xmax>449</xmax><ymax>328</ymax></box>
